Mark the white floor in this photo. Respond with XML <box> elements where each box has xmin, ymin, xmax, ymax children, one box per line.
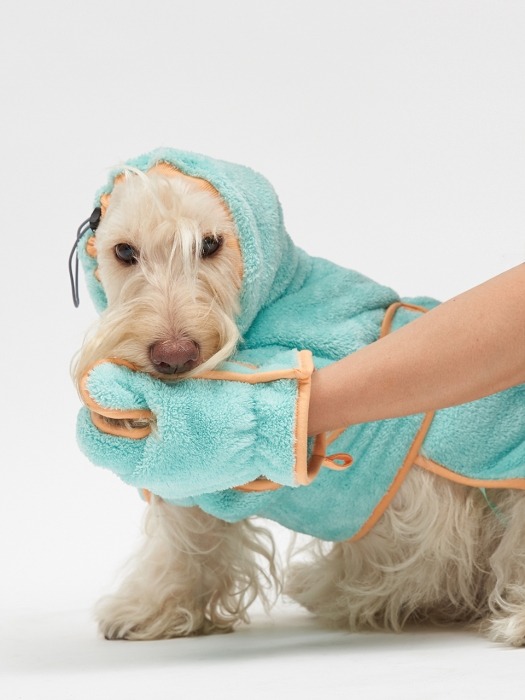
<box><xmin>2</xmin><ymin>602</ymin><xmax>523</xmax><ymax>700</ymax></box>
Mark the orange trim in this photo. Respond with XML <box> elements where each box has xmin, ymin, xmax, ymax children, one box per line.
<box><xmin>346</xmin><ymin>301</ymin><xmax>436</xmax><ymax>541</ymax></box>
<box><xmin>295</xmin><ymin>355</ymin><xmax>320</xmax><ymax>485</ymax></box>
<box><xmin>324</xmin><ymin>303</ymin><xmax>429</xmax><ymax>450</ymax></box>
<box><xmin>100</xmin><ymin>174</ymin><xmax>125</xmax><ymax>216</ymax></box>
<box><xmin>99</xmin><ymin>193</ymin><xmax>111</xmax><ymax>216</ymax></box>
<box><xmin>85</xmin><ymin>235</ymin><xmax>100</xmax><ymax>283</ymax></box>
<box><xmin>222</xmin><ymin>352</ymin><xmax>343</xmax><ymax>491</ymax></box>
<box><xmin>196</xmin><ymin>363</ymin><xmax>312</xmax><ymax>385</ymax></box>
<box><xmin>379</xmin><ymin>301</ymin><xmax>429</xmax><ymax>339</ymax></box>
<box><xmin>79</xmin><ymin>359</ymin><xmax>154</xmax><ymax>439</ymax></box>
<box><xmin>86</xmin><ymin>236</ymin><xmax>97</xmax><ymax>258</ymax></box>
<box><xmin>414</xmin><ymin>455</ymin><xmax>525</xmax><ymax>491</ymax></box>
<box><xmin>349</xmin><ymin>411</ymin><xmax>436</xmax><ymax>542</ymax></box>
<box><xmin>234</xmin><ymin>479</ymin><xmax>284</xmax><ymax>493</ymax></box>
<box><xmin>199</xmin><ymin>351</ymin><xmax>352</xmax><ymax>490</ymax></box>
<box><xmin>323</xmin><ymin>453</ymin><xmax>353</xmax><ymax>470</ymax></box>
<box><xmin>229</xmin><ymin>360</ymin><xmax>258</xmax><ymax>370</ymax></box>
<box><xmin>90</xmin><ymin>411</ymin><xmax>151</xmax><ymax>440</ymax></box>
<box><xmin>327</xmin><ymin>427</ymin><xmax>347</xmax><ymax>446</ymax></box>
<box><xmin>233</xmin><ymin>433</ymin><xmax>329</xmax><ymax>493</ymax></box>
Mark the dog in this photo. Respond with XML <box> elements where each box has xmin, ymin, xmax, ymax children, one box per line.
<box><xmin>74</xmin><ymin>152</ymin><xmax>525</xmax><ymax>645</ymax></box>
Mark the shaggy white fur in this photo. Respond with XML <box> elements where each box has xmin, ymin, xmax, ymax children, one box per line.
<box><xmin>97</xmin><ymin>497</ymin><xmax>278</xmax><ymax>640</ymax></box>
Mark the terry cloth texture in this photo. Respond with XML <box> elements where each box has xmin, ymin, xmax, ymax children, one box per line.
<box><xmin>77</xmin><ymin>147</ymin><xmax>525</xmax><ymax>542</ymax></box>
<box><xmin>78</xmin><ymin>349</ymin><xmax>335</xmax><ymax>497</ymax></box>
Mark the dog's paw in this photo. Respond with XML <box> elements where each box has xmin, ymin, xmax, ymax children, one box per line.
<box><xmin>487</xmin><ymin>611</ymin><xmax>525</xmax><ymax>647</ymax></box>
<box><xmin>96</xmin><ymin>594</ymin><xmax>233</xmax><ymax>640</ymax></box>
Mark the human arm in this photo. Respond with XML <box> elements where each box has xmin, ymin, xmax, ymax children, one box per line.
<box><xmin>308</xmin><ymin>263</ymin><xmax>525</xmax><ymax>435</ymax></box>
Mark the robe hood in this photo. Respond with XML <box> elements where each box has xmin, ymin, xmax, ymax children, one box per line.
<box><xmin>78</xmin><ymin>147</ymin><xmax>301</xmax><ymax>336</ymax></box>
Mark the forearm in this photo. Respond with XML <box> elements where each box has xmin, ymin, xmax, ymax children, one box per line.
<box><xmin>308</xmin><ymin>264</ymin><xmax>525</xmax><ymax>435</ymax></box>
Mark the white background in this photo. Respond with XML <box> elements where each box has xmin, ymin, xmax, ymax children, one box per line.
<box><xmin>1</xmin><ymin>1</ymin><xmax>524</xmax><ymax>698</ymax></box>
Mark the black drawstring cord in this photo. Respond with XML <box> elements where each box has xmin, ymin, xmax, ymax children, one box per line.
<box><xmin>68</xmin><ymin>207</ymin><xmax>101</xmax><ymax>307</ymax></box>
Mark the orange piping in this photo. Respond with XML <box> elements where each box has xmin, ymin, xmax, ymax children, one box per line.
<box><xmin>349</xmin><ymin>410</ymin><xmax>436</xmax><ymax>542</ymax></box>
<box><xmin>90</xmin><ymin>411</ymin><xmax>151</xmax><ymax>440</ymax></box>
<box><xmin>80</xmin><ymin>358</ymin><xmax>154</xmax><ymax>439</ymax></box>
<box><xmin>414</xmin><ymin>455</ymin><xmax>525</xmax><ymax>491</ymax></box>
<box><xmin>348</xmin><ymin>301</ymin><xmax>435</xmax><ymax>541</ymax></box>
<box><xmin>379</xmin><ymin>301</ymin><xmax>429</xmax><ymax>339</ymax></box>
<box><xmin>86</xmin><ymin>236</ymin><xmax>97</xmax><ymax>258</ymax></box>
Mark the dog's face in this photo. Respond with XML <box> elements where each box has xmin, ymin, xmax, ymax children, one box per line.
<box><xmin>75</xmin><ymin>168</ymin><xmax>243</xmax><ymax>385</ymax></box>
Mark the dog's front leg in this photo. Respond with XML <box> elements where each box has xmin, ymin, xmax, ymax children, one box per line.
<box><xmin>96</xmin><ymin>496</ymin><xmax>277</xmax><ymax>640</ymax></box>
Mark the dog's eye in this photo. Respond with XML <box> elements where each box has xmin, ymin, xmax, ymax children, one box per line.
<box><xmin>114</xmin><ymin>243</ymin><xmax>139</xmax><ymax>265</ymax></box>
<box><xmin>200</xmin><ymin>235</ymin><xmax>223</xmax><ymax>258</ymax></box>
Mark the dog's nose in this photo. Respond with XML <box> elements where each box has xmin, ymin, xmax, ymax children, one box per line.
<box><xmin>149</xmin><ymin>339</ymin><xmax>200</xmax><ymax>374</ymax></box>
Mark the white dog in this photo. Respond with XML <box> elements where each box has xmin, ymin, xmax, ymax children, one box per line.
<box><xmin>74</xmin><ymin>155</ymin><xmax>525</xmax><ymax>645</ymax></box>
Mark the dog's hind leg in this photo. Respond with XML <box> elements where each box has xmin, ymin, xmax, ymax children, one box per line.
<box><xmin>96</xmin><ymin>496</ymin><xmax>278</xmax><ymax>640</ymax></box>
<box><xmin>286</xmin><ymin>468</ymin><xmax>496</xmax><ymax>632</ymax></box>
<box><xmin>487</xmin><ymin>490</ymin><xmax>525</xmax><ymax>646</ymax></box>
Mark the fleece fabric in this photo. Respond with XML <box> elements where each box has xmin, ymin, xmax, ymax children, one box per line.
<box><xmin>77</xmin><ymin>147</ymin><xmax>525</xmax><ymax>542</ymax></box>
<box><xmin>78</xmin><ymin>349</ymin><xmax>331</xmax><ymax>497</ymax></box>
